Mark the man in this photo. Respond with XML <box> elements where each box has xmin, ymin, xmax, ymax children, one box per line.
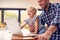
<box><xmin>37</xmin><ymin>0</ymin><xmax>60</xmax><ymax>40</ymax></box>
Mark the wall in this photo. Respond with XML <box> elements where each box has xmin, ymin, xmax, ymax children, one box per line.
<box><xmin>0</xmin><ymin>0</ymin><xmax>38</xmax><ymax>8</ymax></box>
<box><xmin>0</xmin><ymin>0</ymin><xmax>60</xmax><ymax>9</ymax></box>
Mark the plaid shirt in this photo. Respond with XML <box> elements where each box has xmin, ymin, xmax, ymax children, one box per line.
<box><xmin>38</xmin><ymin>3</ymin><xmax>60</xmax><ymax>40</ymax></box>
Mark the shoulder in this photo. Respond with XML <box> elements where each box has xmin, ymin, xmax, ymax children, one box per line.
<box><xmin>35</xmin><ymin>15</ymin><xmax>38</xmax><ymax>18</ymax></box>
<box><xmin>49</xmin><ymin>3</ymin><xmax>57</xmax><ymax>11</ymax></box>
<box><xmin>50</xmin><ymin>3</ymin><xmax>60</xmax><ymax>13</ymax></box>
<box><xmin>54</xmin><ymin>3</ymin><xmax>60</xmax><ymax>9</ymax></box>
<box><xmin>51</xmin><ymin>3</ymin><xmax>60</xmax><ymax>8</ymax></box>
<box><xmin>24</xmin><ymin>18</ymin><xmax>30</xmax><ymax>22</ymax></box>
<box><xmin>54</xmin><ymin>3</ymin><xmax>60</xmax><ymax>6</ymax></box>
<box><xmin>34</xmin><ymin>15</ymin><xmax>39</xmax><ymax>19</ymax></box>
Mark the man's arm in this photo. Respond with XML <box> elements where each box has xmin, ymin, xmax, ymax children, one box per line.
<box><xmin>44</xmin><ymin>25</ymin><xmax>57</xmax><ymax>38</ymax></box>
<box><xmin>38</xmin><ymin>16</ymin><xmax>58</xmax><ymax>40</ymax></box>
<box><xmin>38</xmin><ymin>25</ymin><xmax>57</xmax><ymax>40</ymax></box>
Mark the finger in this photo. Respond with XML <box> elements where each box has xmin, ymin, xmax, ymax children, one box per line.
<box><xmin>37</xmin><ymin>35</ymin><xmax>40</xmax><ymax>40</ymax></box>
<box><xmin>40</xmin><ymin>36</ymin><xmax>43</xmax><ymax>40</ymax></box>
<box><xmin>43</xmin><ymin>36</ymin><xmax>48</xmax><ymax>40</ymax></box>
<box><xmin>40</xmin><ymin>34</ymin><xmax>43</xmax><ymax>40</ymax></box>
<box><xmin>45</xmin><ymin>38</ymin><xmax>47</xmax><ymax>40</ymax></box>
<box><xmin>43</xmin><ymin>35</ymin><xmax>48</xmax><ymax>40</ymax></box>
<box><xmin>35</xmin><ymin>35</ymin><xmax>38</xmax><ymax>38</ymax></box>
<box><xmin>32</xmin><ymin>25</ymin><xmax>35</xmax><ymax>27</ymax></box>
<box><xmin>38</xmin><ymin>36</ymin><xmax>40</xmax><ymax>40</ymax></box>
<box><xmin>35</xmin><ymin>36</ymin><xmax>38</xmax><ymax>38</ymax></box>
<box><xmin>41</xmin><ymin>35</ymin><xmax>48</xmax><ymax>40</ymax></box>
<box><xmin>31</xmin><ymin>25</ymin><xmax>35</xmax><ymax>28</ymax></box>
<box><xmin>42</xmin><ymin>36</ymin><xmax>46</xmax><ymax>40</ymax></box>
<box><xmin>38</xmin><ymin>35</ymin><xmax>41</xmax><ymax>40</ymax></box>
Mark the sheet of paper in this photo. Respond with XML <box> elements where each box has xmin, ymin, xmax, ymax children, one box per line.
<box><xmin>21</xmin><ymin>28</ymin><xmax>38</xmax><ymax>37</ymax></box>
<box><xmin>21</xmin><ymin>28</ymin><xmax>31</xmax><ymax>36</ymax></box>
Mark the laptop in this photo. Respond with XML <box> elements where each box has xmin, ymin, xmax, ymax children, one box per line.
<box><xmin>5</xmin><ymin>17</ymin><xmax>38</xmax><ymax>37</ymax></box>
<box><xmin>5</xmin><ymin>17</ymin><xmax>23</xmax><ymax>36</ymax></box>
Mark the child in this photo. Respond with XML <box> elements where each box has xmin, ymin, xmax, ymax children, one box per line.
<box><xmin>20</xmin><ymin>7</ymin><xmax>38</xmax><ymax>34</ymax></box>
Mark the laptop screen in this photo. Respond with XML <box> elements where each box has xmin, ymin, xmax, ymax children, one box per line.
<box><xmin>5</xmin><ymin>17</ymin><xmax>22</xmax><ymax>34</ymax></box>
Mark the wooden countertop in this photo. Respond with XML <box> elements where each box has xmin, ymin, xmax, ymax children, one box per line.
<box><xmin>12</xmin><ymin>35</ymin><xmax>38</xmax><ymax>40</ymax></box>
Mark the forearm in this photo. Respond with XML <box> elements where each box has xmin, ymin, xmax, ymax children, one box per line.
<box><xmin>20</xmin><ymin>21</ymin><xmax>27</xmax><ymax>29</ymax></box>
<box><xmin>30</xmin><ymin>27</ymin><xmax>38</xmax><ymax>34</ymax></box>
<box><xmin>30</xmin><ymin>24</ymin><xmax>38</xmax><ymax>34</ymax></box>
<box><xmin>33</xmin><ymin>17</ymin><xmax>38</xmax><ymax>34</ymax></box>
<box><xmin>44</xmin><ymin>25</ymin><xmax>57</xmax><ymax>38</ymax></box>
<box><xmin>20</xmin><ymin>25</ymin><xmax>24</xmax><ymax>29</ymax></box>
<box><xmin>32</xmin><ymin>27</ymin><xmax>38</xmax><ymax>34</ymax></box>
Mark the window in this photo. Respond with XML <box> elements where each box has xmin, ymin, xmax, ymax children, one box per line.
<box><xmin>4</xmin><ymin>10</ymin><xmax>18</xmax><ymax>22</ymax></box>
<box><xmin>21</xmin><ymin>10</ymin><xmax>28</xmax><ymax>23</ymax></box>
<box><xmin>0</xmin><ymin>10</ymin><xmax>1</xmax><ymax>22</ymax></box>
<box><xmin>36</xmin><ymin>11</ymin><xmax>42</xmax><ymax>15</ymax></box>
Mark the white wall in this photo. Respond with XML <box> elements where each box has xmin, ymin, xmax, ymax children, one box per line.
<box><xmin>50</xmin><ymin>0</ymin><xmax>60</xmax><ymax>3</ymax></box>
<box><xmin>0</xmin><ymin>0</ymin><xmax>39</xmax><ymax>8</ymax></box>
<box><xmin>0</xmin><ymin>0</ymin><xmax>60</xmax><ymax>9</ymax></box>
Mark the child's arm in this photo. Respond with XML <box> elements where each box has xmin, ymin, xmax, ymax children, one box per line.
<box><xmin>20</xmin><ymin>21</ymin><xmax>27</xmax><ymax>29</ymax></box>
<box><xmin>31</xmin><ymin>17</ymin><xmax>38</xmax><ymax>34</ymax></box>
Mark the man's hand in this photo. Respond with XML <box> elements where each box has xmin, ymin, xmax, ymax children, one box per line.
<box><xmin>38</xmin><ymin>25</ymin><xmax>57</xmax><ymax>40</ymax></box>
<box><xmin>38</xmin><ymin>34</ymin><xmax>50</xmax><ymax>40</ymax></box>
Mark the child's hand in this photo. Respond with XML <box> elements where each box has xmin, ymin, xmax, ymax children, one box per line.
<box><xmin>29</xmin><ymin>25</ymin><xmax>35</xmax><ymax>32</ymax></box>
<box><xmin>20</xmin><ymin>26</ymin><xmax>23</xmax><ymax>29</ymax></box>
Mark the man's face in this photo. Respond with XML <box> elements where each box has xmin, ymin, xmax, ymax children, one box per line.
<box><xmin>37</xmin><ymin>0</ymin><xmax>49</xmax><ymax>9</ymax></box>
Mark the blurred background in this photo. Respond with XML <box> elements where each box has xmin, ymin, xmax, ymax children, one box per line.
<box><xmin>0</xmin><ymin>0</ymin><xmax>60</xmax><ymax>40</ymax></box>
<box><xmin>0</xmin><ymin>0</ymin><xmax>60</xmax><ymax>29</ymax></box>
<box><xmin>0</xmin><ymin>0</ymin><xmax>60</xmax><ymax>8</ymax></box>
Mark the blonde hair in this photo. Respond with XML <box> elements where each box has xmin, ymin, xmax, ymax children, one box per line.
<box><xmin>27</xmin><ymin>6</ymin><xmax>37</xmax><ymax>14</ymax></box>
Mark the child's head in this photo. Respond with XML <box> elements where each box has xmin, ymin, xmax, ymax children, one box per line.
<box><xmin>27</xmin><ymin>7</ymin><xmax>37</xmax><ymax>18</ymax></box>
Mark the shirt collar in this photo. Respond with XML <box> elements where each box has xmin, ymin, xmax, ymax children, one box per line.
<box><xmin>43</xmin><ymin>3</ymin><xmax>51</xmax><ymax>12</ymax></box>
